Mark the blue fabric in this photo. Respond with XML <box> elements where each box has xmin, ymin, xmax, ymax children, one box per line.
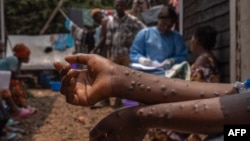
<box><xmin>94</xmin><ymin>26</ymin><xmax>101</xmax><ymax>46</ymax></box>
<box><xmin>130</xmin><ymin>27</ymin><xmax>188</xmax><ymax>64</ymax></box>
<box><xmin>64</xmin><ymin>18</ymin><xmax>71</xmax><ymax>31</ymax></box>
<box><xmin>0</xmin><ymin>56</ymin><xmax>19</xmax><ymax>72</ymax></box>
<box><xmin>54</xmin><ymin>34</ymin><xmax>74</xmax><ymax>51</ymax></box>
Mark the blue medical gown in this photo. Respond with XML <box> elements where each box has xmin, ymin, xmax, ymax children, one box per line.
<box><xmin>129</xmin><ymin>27</ymin><xmax>188</xmax><ymax>76</ymax></box>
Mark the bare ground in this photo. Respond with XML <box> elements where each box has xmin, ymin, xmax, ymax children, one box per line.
<box><xmin>14</xmin><ymin>89</ymin><xmax>115</xmax><ymax>141</ymax></box>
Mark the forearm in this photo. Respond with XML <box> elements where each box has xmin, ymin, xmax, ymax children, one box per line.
<box><xmin>111</xmin><ymin>65</ymin><xmax>237</xmax><ymax>104</ymax></box>
<box><xmin>127</xmin><ymin>93</ymin><xmax>250</xmax><ymax>134</ymax></box>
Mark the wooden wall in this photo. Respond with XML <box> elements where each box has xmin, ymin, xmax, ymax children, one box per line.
<box><xmin>230</xmin><ymin>0</ymin><xmax>250</xmax><ymax>82</ymax></box>
<box><xmin>183</xmin><ymin>0</ymin><xmax>230</xmax><ymax>82</ymax></box>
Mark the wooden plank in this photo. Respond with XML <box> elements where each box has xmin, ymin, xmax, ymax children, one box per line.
<box><xmin>183</xmin><ymin>0</ymin><xmax>196</xmax><ymax>9</ymax></box>
<box><xmin>184</xmin><ymin>0</ymin><xmax>227</xmax><ymax>18</ymax></box>
<box><xmin>184</xmin><ymin>13</ymin><xmax>229</xmax><ymax>31</ymax></box>
<box><xmin>213</xmin><ymin>47</ymin><xmax>230</xmax><ymax>63</ymax></box>
<box><xmin>229</xmin><ymin>0</ymin><xmax>237</xmax><ymax>82</ymax></box>
<box><xmin>39</xmin><ymin>0</ymin><xmax>64</xmax><ymax>35</ymax></box>
<box><xmin>216</xmin><ymin>31</ymin><xmax>230</xmax><ymax>48</ymax></box>
<box><xmin>240</xmin><ymin>17</ymin><xmax>250</xmax><ymax>80</ymax></box>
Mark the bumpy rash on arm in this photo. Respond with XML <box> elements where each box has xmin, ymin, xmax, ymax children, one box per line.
<box><xmin>111</xmin><ymin>65</ymin><xmax>238</xmax><ymax>104</ymax></box>
<box><xmin>134</xmin><ymin>98</ymin><xmax>224</xmax><ymax>134</ymax></box>
<box><xmin>109</xmin><ymin>93</ymin><xmax>250</xmax><ymax>135</ymax></box>
<box><xmin>219</xmin><ymin>93</ymin><xmax>250</xmax><ymax>124</ymax></box>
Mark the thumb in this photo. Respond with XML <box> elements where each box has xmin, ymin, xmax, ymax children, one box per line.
<box><xmin>65</xmin><ymin>53</ymin><xmax>93</xmax><ymax>64</ymax></box>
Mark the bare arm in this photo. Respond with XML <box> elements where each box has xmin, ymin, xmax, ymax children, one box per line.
<box><xmin>54</xmin><ymin>54</ymin><xmax>237</xmax><ymax>106</ymax></box>
<box><xmin>89</xmin><ymin>93</ymin><xmax>250</xmax><ymax>140</ymax></box>
<box><xmin>110</xmin><ymin>64</ymin><xmax>236</xmax><ymax>104</ymax></box>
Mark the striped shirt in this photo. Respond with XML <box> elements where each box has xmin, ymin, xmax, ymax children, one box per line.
<box><xmin>106</xmin><ymin>13</ymin><xmax>146</xmax><ymax>57</ymax></box>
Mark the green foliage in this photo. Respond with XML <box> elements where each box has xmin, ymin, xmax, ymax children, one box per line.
<box><xmin>4</xmin><ymin>0</ymin><xmax>115</xmax><ymax>35</ymax></box>
<box><xmin>4</xmin><ymin>0</ymin><xmax>168</xmax><ymax>35</ymax></box>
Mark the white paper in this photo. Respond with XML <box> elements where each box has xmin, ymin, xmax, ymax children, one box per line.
<box><xmin>130</xmin><ymin>61</ymin><xmax>164</xmax><ymax>70</ymax></box>
<box><xmin>0</xmin><ymin>71</ymin><xmax>11</xmax><ymax>89</ymax></box>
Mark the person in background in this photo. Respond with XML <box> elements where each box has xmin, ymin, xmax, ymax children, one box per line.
<box><xmin>148</xmin><ymin>0</ymin><xmax>159</xmax><ymax>8</ymax></box>
<box><xmin>146</xmin><ymin>25</ymin><xmax>220</xmax><ymax>141</ymax></box>
<box><xmin>106</xmin><ymin>0</ymin><xmax>146</xmax><ymax>107</ymax></box>
<box><xmin>54</xmin><ymin>53</ymin><xmax>249</xmax><ymax>141</ymax></box>
<box><xmin>128</xmin><ymin>0</ymin><xmax>148</xmax><ymax>22</ymax></box>
<box><xmin>64</xmin><ymin>17</ymin><xmax>88</xmax><ymax>55</ymax></box>
<box><xmin>129</xmin><ymin>5</ymin><xmax>187</xmax><ymax>140</ymax></box>
<box><xmin>129</xmin><ymin>4</ymin><xmax>188</xmax><ymax>76</ymax></box>
<box><xmin>106</xmin><ymin>0</ymin><xmax>146</xmax><ymax>66</ymax></box>
<box><xmin>0</xmin><ymin>42</ymin><xmax>5</xmax><ymax>58</ymax></box>
<box><xmin>0</xmin><ymin>43</ymin><xmax>35</xmax><ymax>141</ymax></box>
<box><xmin>0</xmin><ymin>43</ymin><xmax>37</xmax><ymax>109</ymax></box>
<box><xmin>190</xmin><ymin>25</ymin><xmax>220</xmax><ymax>83</ymax></box>
<box><xmin>90</xmin><ymin>8</ymin><xmax>112</xmax><ymax>57</ymax></box>
<box><xmin>89</xmin><ymin>9</ymin><xmax>113</xmax><ymax>108</ymax></box>
<box><xmin>168</xmin><ymin>0</ymin><xmax>179</xmax><ymax>31</ymax></box>
<box><xmin>181</xmin><ymin>25</ymin><xmax>220</xmax><ymax>141</ymax></box>
<box><xmin>0</xmin><ymin>100</ymin><xmax>23</xmax><ymax>141</ymax></box>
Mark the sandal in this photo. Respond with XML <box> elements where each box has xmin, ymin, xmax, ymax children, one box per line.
<box><xmin>11</xmin><ymin>108</ymin><xmax>35</xmax><ymax>120</ymax></box>
<box><xmin>5</xmin><ymin>132</ymin><xmax>22</xmax><ymax>141</ymax></box>
<box><xmin>7</xmin><ymin>119</ymin><xmax>20</xmax><ymax>126</ymax></box>
<box><xmin>5</xmin><ymin>126</ymin><xmax>25</xmax><ymax>134</ymax></box>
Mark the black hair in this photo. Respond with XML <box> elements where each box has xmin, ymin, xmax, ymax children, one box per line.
<box><xmin>157</xmin><ymin>4</ymin><xmax>177</xmax><ymax>21</ymax></box>
<box><xmin>194</xmin><ymin>25</ymin><xmax>217</xmax><ymax>51</ymax></box>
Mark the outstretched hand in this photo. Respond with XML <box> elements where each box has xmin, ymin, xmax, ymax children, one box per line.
<box><xmin>53</xmin><ymin>54</ymin><xmax>116</xmax><ymax>106</ymax></box>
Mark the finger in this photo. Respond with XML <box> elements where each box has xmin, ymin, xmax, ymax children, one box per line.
<box><xmin>53</xmin><ymin>62</ymin><xmax>64</xmax><ymax>72</ymax></box>
<box><xmin>65</xmin><ymin>53</ymin><xmax>91</xmax><ymax>64</ymax></box>
<box><xmin>54</xmin><ymin>62</ymin><xmax>71</xmax><ymax>79</ymax></box>
<box><xmin>60</xmin><ymin>70</ymin><xmax>79</xmax><ymax>95</ymax></box>
<box><xmin>65</xmin><ymin>81</ymin><xmax>77</xmax><ymax>104</ymax></box>
<box><xmin>60</xmin><ymin>64</ymin><xmax>72</xmax><ymax>80</ymax></box>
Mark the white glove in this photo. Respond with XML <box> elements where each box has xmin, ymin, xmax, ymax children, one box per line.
<box><xmin>161</xmin><ymin>59</ymin><xmax>175</xmax><ymax>69</ymax></box>
<box><xmin>139</xmin><ymin>57</ymin><xmax>152</xmax><ymax>66</ymax></box>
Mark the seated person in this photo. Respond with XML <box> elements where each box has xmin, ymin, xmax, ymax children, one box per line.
<box><xmin>147</xmin><ymin>25</ymin><xmax>221</xmax><ymax>141</ymax></box>
<box><xmin>129</xmin><ymin>4</ymin><xmax>188</xmax><ymax>76</ymax></box>
<box><xmin>0</xmin><ymin>43</ymin><xmax>36</xmax><ymax>107</ymax></box>
<box><xmin>190</xmin><ymin>25</ymin><xmax>220</xmax><ymax>83</ymax></box>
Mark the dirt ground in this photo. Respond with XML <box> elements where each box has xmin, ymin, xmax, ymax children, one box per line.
<box><xmin>14</xmin><ymin>89</ymin><xmax>115</xmax><ymax>141</ymax></box>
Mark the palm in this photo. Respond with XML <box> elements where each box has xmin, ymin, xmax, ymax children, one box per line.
<box><xmin>76</xmin><ymin>69</ymin><xmax>112</xmax><ymax>106</ymax></box>
<box><xmin>54</xmin><ymin>54</ymin><xmax>114</xmax><ymax>106</ymax></box>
